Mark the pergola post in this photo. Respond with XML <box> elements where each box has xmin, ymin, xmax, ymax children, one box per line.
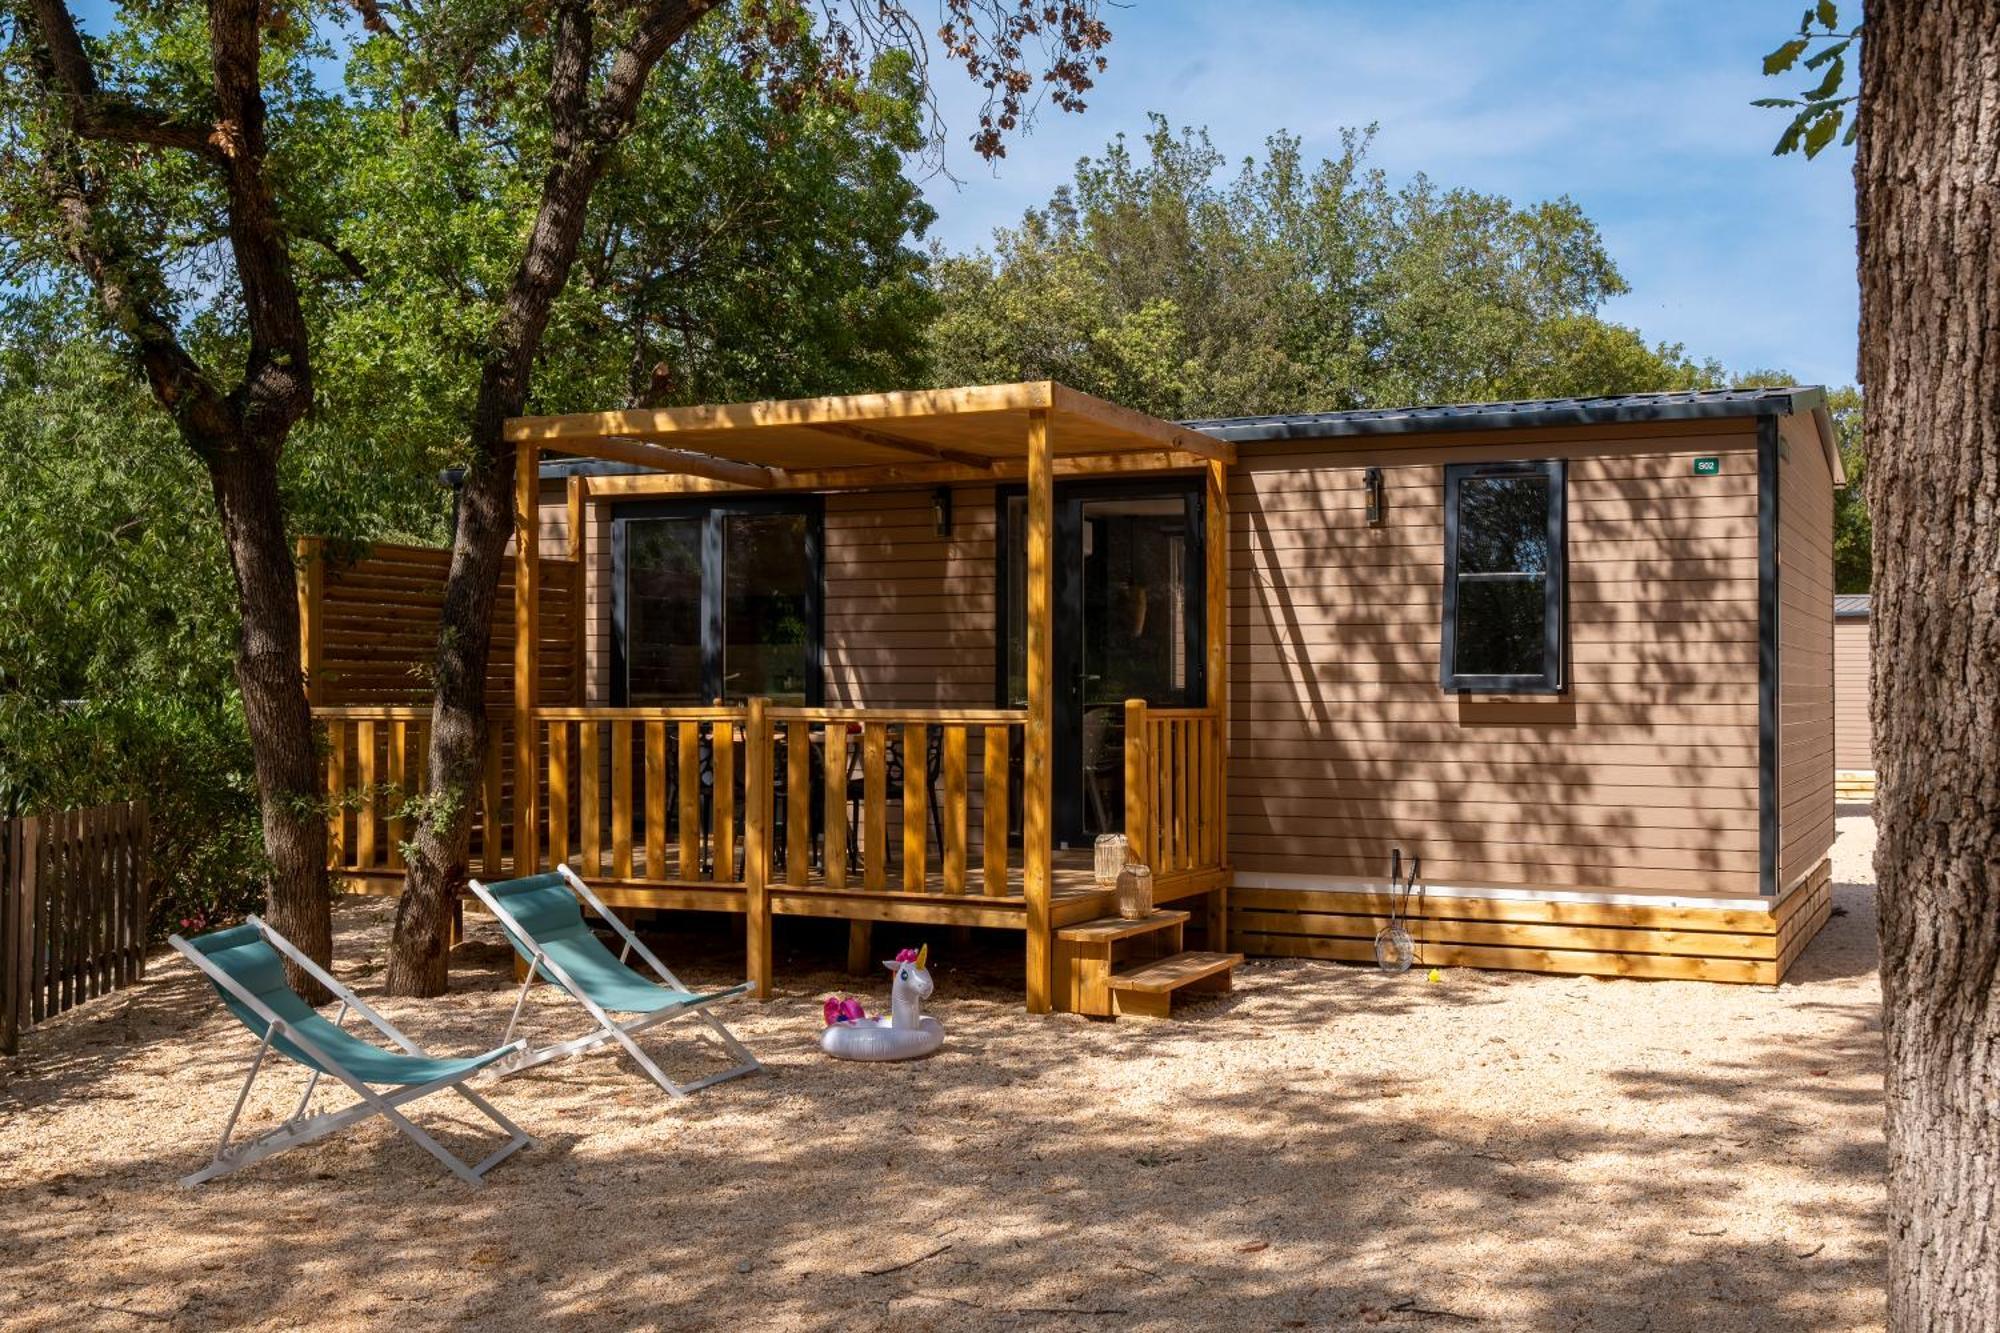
<box><xmin>1204</xmin><ymin>457</ymin><xmax>1230</xmax><ymax>949</ymax></box>
<box><xmin>1023</xmin><ymin>407</ymin><xmax>1054</xmax><ymax>1013</ymax></box>
<box><xmin>513</xmin><ymin>437</ymin><xmax>540</xmax><ymax>874</ymax></box>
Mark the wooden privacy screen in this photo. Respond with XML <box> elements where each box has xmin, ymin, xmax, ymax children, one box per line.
<box><xmin>1</xmin><ymin>801</ymin><xmax>151</xmax><ymax>1055</ymax></box>
<box><xmin>298</xmin><ymin>537</ymin><xmax>581</xmax><ymax>708</ymax></box>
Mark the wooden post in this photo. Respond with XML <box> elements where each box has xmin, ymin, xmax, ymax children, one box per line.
<box><xmin>513</xmin><ymin>438</ymin><xmax>541</xmax><ymax>873</ymax></box>
<box><xmin>566</xmin><ymin>476</ymin><xmax>587</xmax><ymax>704</ymax></box>
<box><xmin>744</xmin><ymin>697</ymin><xmax>772</xmax><ymax>998</ymax></box>
<box><xmin>1124</xmin><ymin>698</ymin><xmax>1150</xmax><ymax>871</ymax></box>
<box><xmin>295</xmin><ymin>536</ymin><xmax>324</xmax><ymax>705</ymax></box>
<box><xmin>1023</xmin><ymin>407</ymin><xmax>1054</xmax><ymax>1013</ymax></box>
<box><xmin>1205</xmin><ymin>456</ymin><xmax>1230</xmax><ymax>949</ymax></box>
<box><xmin>846</xmin><ymin>922</ymin><xmax>873</xmax><ymax>975</ymax></box>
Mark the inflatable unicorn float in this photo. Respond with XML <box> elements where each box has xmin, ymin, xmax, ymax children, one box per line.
<box><xmin>819</xmin><ymin>945</ymin><xmax>945</xmax><ymax>1061</ymax></box>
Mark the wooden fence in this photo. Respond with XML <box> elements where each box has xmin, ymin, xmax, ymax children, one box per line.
<box><xmin>1</xmin><ymin>801</ymin><xmax>151</xmax><ymax>1055</ymax></box>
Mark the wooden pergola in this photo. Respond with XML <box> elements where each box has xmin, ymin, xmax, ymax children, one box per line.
<box><xmin>501</xmin><ymin>381</ymin><xmax>1233</xmax><ymax>1012</ymax></box>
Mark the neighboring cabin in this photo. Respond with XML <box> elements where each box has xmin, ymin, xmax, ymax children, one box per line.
<box><xmin>1834</xmin><ymin>594</ymin><xmax>1873</xmax><ymax>798</ymax></box>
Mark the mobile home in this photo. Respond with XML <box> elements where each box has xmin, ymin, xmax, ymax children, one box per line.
<box><xmin>303</xmin><ymin>382</ymin><xmax>1841</xmax><ymax>1010</ymax></box>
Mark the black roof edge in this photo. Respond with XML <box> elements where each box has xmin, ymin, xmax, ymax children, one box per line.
<box><xmin>1183</xmin><ymin>386</ymin><xmax>1830</xmax><ymax>443</ymax></box>
<box><xmin>438</xmin><ymin>458</ymin><xmax>655</xmax><ymax>489</ymax></box>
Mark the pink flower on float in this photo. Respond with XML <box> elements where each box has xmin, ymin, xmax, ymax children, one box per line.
<box><xmin>823</xmin><ymin>995</ymin><xmax>866</xmax><ymax>1026</ymax></box>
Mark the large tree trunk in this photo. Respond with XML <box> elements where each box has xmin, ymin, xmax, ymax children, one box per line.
<box><xmin>208</xmin><ymin>445</ymin><xmax>333</xmax><ymax>1003</ymax></box>
<box><xmin>1856</xmin><ymin>6</ymin><xmax>2000</xmax><ymax>1330</ymax></box>
<box><xmin>387</xmin><ymin>0</ymin><xmax>721</xmax><ymax>996</ymax></box>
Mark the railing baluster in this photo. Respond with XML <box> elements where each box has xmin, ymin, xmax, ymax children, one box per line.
<box><xmin>354</xmin><ymin>720</ymin><xmax>377</xmax><ymax>869</ymax></box>
<box><xmin>677</xmin><ymin>721</ymin><xmax>701</xmax><ymax>880</ymax></box>
<box><xmin>983</xmin><ymin>725</ymin><xmax>1009</xmax><ymax>897</ymax></box>
<box><xmin>862</xmin><ymin>722</ymin><xmax>888</xmax><ymax>890</ymax></box>
<box><xmin>644</xmin><ymin>721</ymin><xmax>667</xmax><ymax>881</ymax></box>
<box><xmin>612</xmin><ymin>721</ymin><xmax>634</xmax><ymax>879</ymax></box>
<box><xmin>548</xmin><ymin>720</ymin><xmax>570</xmax><ymax>868</ymax></box>
<box><xmin>942</xmin><ymin>726</ymin><xmax>967</xmax><ymax>894</ymax></box>
<box><xmin>325</xmin><ymin>720</ymin><xmax>347</xmax><ymax>871</ymax></box>
<box><xmin>579</xmin><ymin>721</ymin><xmax>601</xmax><ymax>874</ymax></box>
<box><xmin>712</xmin><ymin>721</ymin><xmax>736</xmax><ymax>883</ymax></box>
<box><xmin>386</xmin><ymin>720</ymin><xmax>408</xmax><ymax>870</ymax></box>
<box><xmin>823</xmin><ymin>724</ymin><xmax>848</xmax><ymax>890</ymax></box>
<box><xmin>901</xmin><ymin>723</ymin><xmax>928</xmax><ymax>891</ymax></box>
<box><xmin>482</xmin><ymin>728</ymin><xmax>505</xmax><ymax>876</ymax></box>
<box><xmin>786</xmin><ymin>721</ymin><xmax>811</xmax><ymax>887</ymax></box>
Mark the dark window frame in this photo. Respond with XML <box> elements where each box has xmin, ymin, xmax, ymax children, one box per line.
<box><xmin>1440</xmin><ymin>459</ymin><xmax>1567</xmax><ymax>694</ymax></box>
<box><xmin>994</xmin><ymin>477</ymin><xmax>1207</xmax><ymax>841</ymax></box>
<box><xmin>609</xmin><ymin>494</ymin><xmax>824</xmax><ymax>706</ymax></box>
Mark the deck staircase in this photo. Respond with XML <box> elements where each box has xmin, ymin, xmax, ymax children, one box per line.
<box><xmin>1052</xmin><ymin>908</ymin><xmax>1242</xmax><ymax>1018</ymax></box>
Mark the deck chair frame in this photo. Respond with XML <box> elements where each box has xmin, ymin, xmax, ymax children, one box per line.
<box><xmin>469</xmin><ymin>865</ymin><xmax>762</xmax><ymax>1098</ymax></box>
<box><xmin>171</xmin><ymin>916</ymin><xmax>532</xmax><ymax>1188</ymax></box>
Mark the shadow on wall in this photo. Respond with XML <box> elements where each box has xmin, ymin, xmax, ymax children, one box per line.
<box><xmin>1233</xmin><ymin>448</ymin><xmax>1766</xmax><ymax>893</ymax></box>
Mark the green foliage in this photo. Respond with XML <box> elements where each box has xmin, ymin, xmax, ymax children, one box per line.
<box><xmin>928</xmin><ymin>120</ymin><xmax>1720</xmax><ymax>419</ymax></box>
<box><xmin>1755</xmin><ymin>4</ymin><xmax>1859</xmax><ymax>158</ymax></box>
<box><xmin>0</xmin><ymin>335</ymin><xmax>263</xmax><ymax>934</ymax></box>
<box><xmin>1825</xmin><ymin>386</ymin><xmax>1869</xmax><ymax>593</ymax></box>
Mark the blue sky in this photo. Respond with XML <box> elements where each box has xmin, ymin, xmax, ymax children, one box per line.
<box><xmin>915</xmin><ymin>0</ymin><xmax>1859</xmax><ymax>390</ymax></box>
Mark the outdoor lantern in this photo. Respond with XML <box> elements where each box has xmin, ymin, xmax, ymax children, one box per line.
<box><xmin>1094</xmin><ymin>832</ymin><xmax>1129</xmax><ymax>889</ymax></box>
<box><xmin>1364</xmin><ymin>466</ymin><xmax>1385</xmax><ymax>526</ymax></box>
<box><xmin>1116</xmin><ymin>862</ymin><xmax>1155</xmax><ymax>920</ymax></box>
<box><xmin>932</xmin><ymin>486</ymin><xmax>953</xmax><ymax>537</ymax></box>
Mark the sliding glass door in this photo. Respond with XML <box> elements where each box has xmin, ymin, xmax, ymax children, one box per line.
<box><xmin>613</xmin><ymin>497</ymin><xmax>822</xmax><ymax>705</ymax></box>
<box><xmin>1000</xmin><ymin>479</ymin><xmax>1205</xmax><ymax>844</ymax></box>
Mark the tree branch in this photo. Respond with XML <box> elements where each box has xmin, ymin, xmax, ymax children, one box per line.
<box><xmin>24</xmin><ymin>0</ymin><xmax>227</xmax><ymax>162</ymax></box>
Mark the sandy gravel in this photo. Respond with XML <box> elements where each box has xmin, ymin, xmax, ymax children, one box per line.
<box><xmin>0</xmin><ymin>811</ymin><xmax>1885</xmax><ymax>1332</ymax></box>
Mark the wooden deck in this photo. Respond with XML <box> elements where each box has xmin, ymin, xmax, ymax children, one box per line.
<box><xmin>340</xmin><ymin>847</ymin><xmax>1225</xmax><ymax>933</ymax></box>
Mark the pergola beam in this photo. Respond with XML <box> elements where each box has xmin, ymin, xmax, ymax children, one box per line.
<box><xmin>803</xmin><ymin>421</ymin><xmax>996</xmax><ymax>471</ymax></box>
<box><xmin>594</xmin><ymin>436</ymin><xmax>783</xmax><ymax>489</ymax></box>
<box><xmin>577</xmin><ymin>448</ymin><xmax>1222</xmax><ymax>498</ymax></box>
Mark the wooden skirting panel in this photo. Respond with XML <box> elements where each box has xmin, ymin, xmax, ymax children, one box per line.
<box><xmin>1233</xmin><ymin>861</ymin><xmax>1835</xmax><ymax>985</ymax></box>
<box><xmin>1835</xmin><ymin>771</ymin><xmax>1876</xmax><ymax>802</ymax></box>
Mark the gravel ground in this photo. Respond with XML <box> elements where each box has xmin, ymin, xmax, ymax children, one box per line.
<box><xmin>0</xmin><ymin>811</ymin><xmax>1886</xmax><ymax>1332</ymax></box>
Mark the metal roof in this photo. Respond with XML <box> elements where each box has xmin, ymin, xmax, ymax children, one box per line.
<box><xmin>1835</xmin><ymin>593</ymin><xmax>1872</xmax><ymax>618</ymax></box>
<box><xmin>1183</xmin><ymin>385</ymin><xmax>1828</xmax><ymax>442</ymax></box>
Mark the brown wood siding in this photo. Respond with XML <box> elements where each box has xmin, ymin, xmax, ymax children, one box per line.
<box><xmin>1834</xmin><ymin>616</ymin><xmax>1873</xmax><ymax>770</ymax></box>
<box><xmin>1230</xmin><ymin>421</ymin><xmax>1764</xmax><ymax>898</ymax></box>
<box><xmin>823</xmin><ymin>487</ymin><xmax>997</xmax><ymax>708</ymax></box>
<box><xmin>1775</xmin><ymin>413</ymin><xmax>1837</xmax><ymax>891</ymax></box>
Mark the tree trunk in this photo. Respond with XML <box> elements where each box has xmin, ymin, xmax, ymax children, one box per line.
<box><xmin>1856</xmin><ymin>6</ymin><xmax>2000</xmax><ymax>1329</ymax></box>
<box><xmin>208</xmin><ymin>445</ymin><xmax>334</xmax><ymax>1003</ymax></box>
<box><xmin>387</xmin><ymin>0</ymin><xmax>719</xmax><ymax>996</ymax></box>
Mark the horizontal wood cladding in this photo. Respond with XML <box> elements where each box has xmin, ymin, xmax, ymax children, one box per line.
<box><xmin>1833</xmin><ymin>616</ymin><xmax>1872</xmax><ymax>770</ymax></box>
<box><xmin>1775</xmin><ymin>413</ymin><xmax>1837</xmax><ymax>890</ymax></box>
<box><xmin>823</xmin><ymin>487</ymin><xmax>998</xmax><ymax>709</ymax></box>
<box><xmin>306</xmin><ymin>539</ymin><xmax>579</xmax><ymax>709</ymax></box>
<box><xmin>1230</xmin><ymin>425</ymin><xmax>1763</xmax><ymax>896</ymax></box>
<box><xmin>1233</xmin><ymin>853</ymin><xmax>1834</xmax><ymax>984</ymax></box>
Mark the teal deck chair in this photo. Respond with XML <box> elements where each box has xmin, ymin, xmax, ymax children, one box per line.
<box><xmin>469</xmin><ymin>866</ymin><xmax>762</xmax><ymax>1098</ymax></box>
<box><xmin>170</xmin><ymin>917</ymin><xmax>532</xmax><ymax>1187</ymax></box>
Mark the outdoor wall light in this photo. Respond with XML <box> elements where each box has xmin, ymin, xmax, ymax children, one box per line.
<box><xmin>1364</xmin><ymin>467</ymin><xmax>1385</xmax><ymax>526</ymax></box>
<box><xmin>932</xmin><ymin>486</ymin><xmax>953</xmax><ymax>538</ymax></box>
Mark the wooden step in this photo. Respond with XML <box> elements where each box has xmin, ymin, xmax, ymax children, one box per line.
<box><xmin>1056</xmin><ymin>910</ymin><xmax>1190</xmax><ymax>944</ymax></box>
<box><xmin>1106</xmin><ymin>949</ymin><xmax>1242</xmax><ymax>1018</ymax></box>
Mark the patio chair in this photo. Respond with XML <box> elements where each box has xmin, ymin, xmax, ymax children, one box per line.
<box><xmin>469</xmin><ymin>865</ymin><xmax>762</xmax><ymax>1098</ymax></box>
<box><xmin>170</xmin><ymin>917</ymin><xmax>533</xmax><ymax>1188</ymax></box>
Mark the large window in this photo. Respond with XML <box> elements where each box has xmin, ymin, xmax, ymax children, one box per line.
<box><xmin>1440</xmin><ymin>460</ymin><xmax>1565</xmax><ymax>693</ymax></box>
<box><xmin>613</xmin><ymin>498</ymin><xmax>821</xmax><ymax>705</ymax></box>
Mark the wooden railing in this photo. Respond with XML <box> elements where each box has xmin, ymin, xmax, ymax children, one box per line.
<box><xmin>762</xmin><ymin>707</ymin><xmax>1027</xmax><ymax>896</ymax></box>
<box><xmin>317</xmin><ymin>702</ymin><xmax>1033</xmax><ymax>897</ymax></box>
<box><xmin>317</xmin><ymin>706</ymin><xmax>516</xmax><ymax>880</ymax></box>
<box><xmin>537</xmin><ymin>706</ymin><xmax>749</xmax><ymax>886</ymax></box>
<box><xmin>1123</xmin><ymin>701</ymin><xmax>1225</xmax><ymax>885</ymax></box>
<box><xmin>2</xmin><ymin>800</ymin><xmax>151</xmax><ymax>1055</ymax></box>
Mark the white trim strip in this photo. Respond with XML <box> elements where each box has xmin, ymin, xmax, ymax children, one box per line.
<box><xmin>1230</xmin><ymin>870</ymin><xmax>1776</xmax><ymax>914</ymax></box>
